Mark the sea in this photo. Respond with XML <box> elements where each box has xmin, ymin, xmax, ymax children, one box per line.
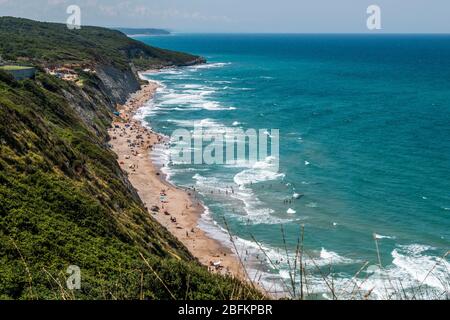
<box><xmin>133</xmin><ymin>34</ymin><xmax>450</xmax><ymax>299</ymax></box>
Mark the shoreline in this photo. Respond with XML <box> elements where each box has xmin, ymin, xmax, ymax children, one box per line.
<box><xmin>107</xmin><ymin>81</ymin><xmax>248</xmax><ymax>281</ymax></box>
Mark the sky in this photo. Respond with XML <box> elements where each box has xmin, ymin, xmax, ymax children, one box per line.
<box><xmin>0</xmin><ymin>0</ymin><xmax>449</xmax><ymax>33</ymax></box>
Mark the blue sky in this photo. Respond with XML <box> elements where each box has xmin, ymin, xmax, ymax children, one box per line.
<box><xmin>0</xmin><ymin>0</ymin><xmax>449</xmax><ymax>33</ymax></box>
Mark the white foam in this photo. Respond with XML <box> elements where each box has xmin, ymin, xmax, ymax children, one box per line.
<box><xmin>133</xmin><ymin>100</ymin><xmax>157</xmax><ymax>124</ymax></box>
<box><xmin>188</xmin><ymin>62</ymin><xmax>231</xmax><ymax>70</ymax></box>
<box><xmin>201</xmin><ymin>101</ymin><xmax>230</xmax><ymax>110</ymax></box>
<box><xmin>157</xmin><ymin>90</ymin><xmax>235</xmax><ymax>111</ymax></box>
<box><xmin>320</xmin><ymin>248</ymin><xmax>355</xmax><ymax>264</ymax></box>
<box><xmin>167</xmin><ymin>118</ymin><xmax>223</xmax><ymax>128</ymax></box>
<box><xmin>287</xmin><ymin>208</ymin><xmax>296</xmax><ymax>214</ymax></box>
<box><xmin>208</xmin><ymin>80</ymin><xmax>233</xmax><ymax>84</ymax></box>
<box><xmin>234</xmin><ymin>169</ymin><xmax>284</xmax><ymax>187</ymax></box>
<box><xmin>374</xmin><ymin>233</ymin><xmax>396</xmax><ymax>240</ymax></box>
<box><xmin>181</xmin><ymin>84</ymin><xmax>204</xmax><ymax>89</ymax></box>
<box><xmin>358</xmin><ymin>244</ymin><xmax>450</xmax><ymax>299</ymax></box>
<box><xmin>234</xmin><ymin>156</ymin><xmax>284</xmax><ymax>187</ymax></box>
<box><xmin>151</xmin><ymin>143</ymin><xmax>175</xmax><ymax>182</ymax></box>
<box><xmin>160</xmin><ymin>92</ymin><xmax>206</xmax><ymax>106</ymax></box>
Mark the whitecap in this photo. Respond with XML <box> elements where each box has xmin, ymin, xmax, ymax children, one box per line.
<box><xmin>234</xmin><ymin>157</ymin><xmax>284</xmax><ymax>187</ymax></box>
<box><xmin>208</xmin><ymin>80</ymin><xmax>233</xmax><ymax>84</ymax></box>
<box><xmin>357</xmin><ymin>244</ymin><xmax>450</xmax><ymax>299</ymax></box>
<box><xmin>201</xmin><ymin>101</ymin><xmax>235</xmax><ymax>111</ymax></box>
<box><xmin>319</xmin><ymin>248</ymin><xmax>354</xmax><ymax>264</ymax></box>
<box><xmin>373</xmin><ymin>233</ymin><xmax>396</xmax><ymax>240</ymax></box>
<box><xmin>188</xmin><ymin>62</ymin><xmax>231</xmax><ymax>70</ymax></box>
<box><xmin>181</xmin><ymin>84</ymin><xmax>204</xmax><ymax>89</ymax></box>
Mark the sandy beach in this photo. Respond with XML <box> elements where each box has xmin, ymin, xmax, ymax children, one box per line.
<box><xmin>108</xmin><ymin>82</ymin><xmax>247</xmax><ymax>280</ymax></box>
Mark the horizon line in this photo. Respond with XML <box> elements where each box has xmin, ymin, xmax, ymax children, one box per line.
<box><xmin>2</xmin><ymin>16</ymin><xmax>449</xmax><ymax>35</ymax></box>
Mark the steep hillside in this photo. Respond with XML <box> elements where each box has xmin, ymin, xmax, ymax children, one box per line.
<box><xmin>0</xmin><ymin>17</ymin><xmax>204</xmax><ymax>70</ymax></box>
<box><xmin>0</xmin><ymin>17</ymin><xmax>260</xmax><ymax>300</ymax></box>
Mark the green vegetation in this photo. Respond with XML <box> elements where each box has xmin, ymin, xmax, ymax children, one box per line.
<box><xmin>0</xmin><ymin>17</ymin><xmax>261</xmax><ymax>300</ymax></box>
<box><xmin>0</xmin><ymin>65</ymin><xmax>33</xmax><ymax>71</ymax></box>
<box><xmin>0</xmin><ymin>17</ymin><xmax>204</xmax><ymax>70</ymax></box>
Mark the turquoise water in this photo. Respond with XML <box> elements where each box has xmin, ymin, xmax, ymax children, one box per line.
<box><xmin>135</xmin><ymin>34</ymin><xmax>450</xmax><ymax>299</ymax></box>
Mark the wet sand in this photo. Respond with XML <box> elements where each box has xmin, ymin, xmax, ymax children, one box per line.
<box><xmin>108</xmin><ymin>82</ymin><xmax>247</xmax><ymax>280</ymax></box>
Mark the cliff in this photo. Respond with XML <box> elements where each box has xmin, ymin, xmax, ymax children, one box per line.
<box><xmin>0</xmin><ymin>17</ymin><xmax>259</xmax><ymax>300</ymax></box>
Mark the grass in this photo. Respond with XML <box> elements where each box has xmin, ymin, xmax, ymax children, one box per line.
<box><xmin>0</xmin><ymin>65</ymin><xmax>34</xmax><ymax>71</ymax></box>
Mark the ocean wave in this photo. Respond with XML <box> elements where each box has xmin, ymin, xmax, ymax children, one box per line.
<box><xmin>160</xmin><ymin>92</ymin><xmax>206</xmax><ymax>106</ymax></box>
<box><xmin>207</xmin><ymin>80</ymin><xmax>234</xmax><ymax>84</ymax></box>
<box><xmin>207</xmin><ymin>230</ymin><xmax>449</xmax><ymax>299</ymax></box>
<box><xmin>151</xmin><ymin>143</ymin><xmax>174</xmax><ymax>181</ymax></box>
<box><xmin>234</xmin><ymin>156</ymin><xmax>284</xmax><ymax>187</ymax></box>
<box><xmin>319</xmin><ymin>248</ymin><xmax>355</xmax><ymax>264</ymax></box>
<box><xmin>356</xmin><ymin>244</ymin><xmax>450</xmax><ymax>299</ymax></box>
<box><xmin>192</xmin><ymin>171</ymin><xmax>292</xmax><ymax>225</ymax></box>
<box><xmin>374</xmin><ymin>233</ymin><xmax>396</xmax><ymax>240</ymax></box>
<box><xmin>199</xmin><ymin>101</ymin><xmax>236</xmax><ymax>111</ymax></box>
<box><xmin>259</xmin><ymin>244</ymin><xmax>449</xmax><ymax>299</ymax></box>
<box><xmin>182</xmin><ymin>89</ymin><xmax>215</xmax><ymax>96</ymax></box>
<box><xmin>187</xmin><ymin>62</ymin><xmax>231</xmax><ymax>70</ymax></box>
<box><xmin>167</xmin><ymin>118</ymin><xmax>223</xmax><ymax>128</ymax></box>
<box><xmin>133</xmin><ymin>100</ymin><xmax>157</xmax><ymax>124</ymax></box>
<box><xmin>155</xmin><ymin>85</ymin><xmax>236</xmax><ymax>112</ymax></box>
<box><xmin>180</xmin><ymin>84</ymin><xmax>207</xmax><ymax>89</ymax></box>
<box><xmin>214</xmin><ymin>229</ymin><xmax>357</xmax><ymax>269</ymax></box>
